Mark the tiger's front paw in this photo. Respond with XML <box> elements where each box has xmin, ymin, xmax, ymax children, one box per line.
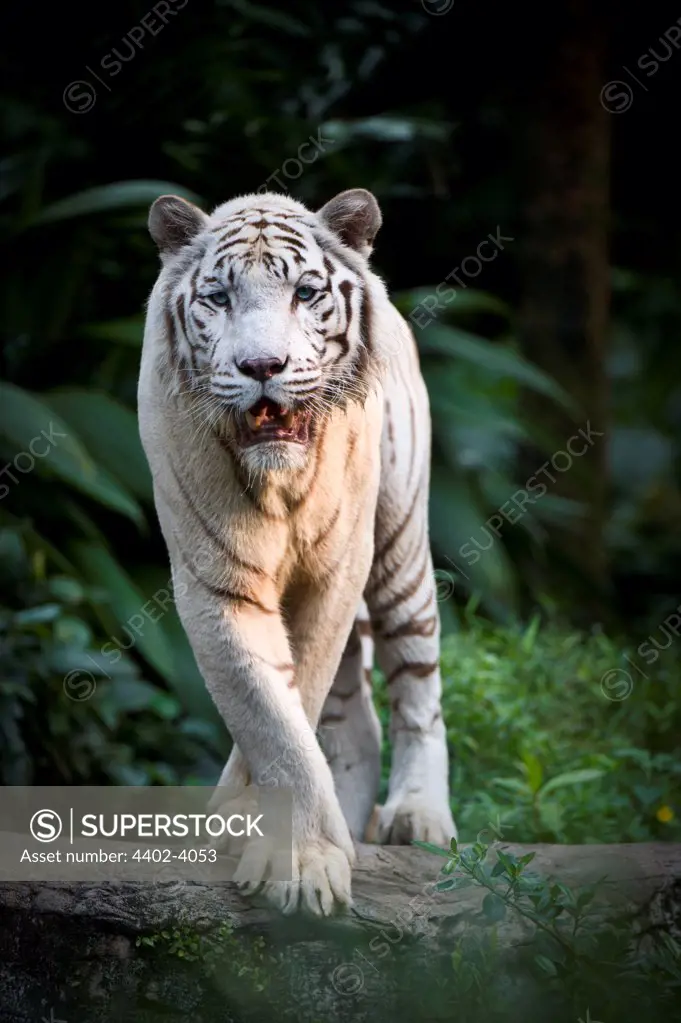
<box><xmin>234</xmin><ymin>793</ymin><xmax>356</xmax><ymax>916</ymax></box>
<box><xmin>234</xmin><ymin>832</ymin><xmax>355</xmax><ymax>915</ymax></box>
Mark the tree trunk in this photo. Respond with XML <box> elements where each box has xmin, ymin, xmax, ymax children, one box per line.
<box><xmin>515</xmin><ymin>1</ymin><xmax>611</xmax><ymax>622</ymax></box>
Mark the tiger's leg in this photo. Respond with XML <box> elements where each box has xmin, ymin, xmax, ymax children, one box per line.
<box><xmin>172</xmin><ymin>563</ymin><xmax>355</xmax><ymax>915</ymax></box>
<box><xmin>209</xmin><ymin>587</ymin><xmax>380</xmax><ymax>846</ymax></box>
<box><xmin>364</xmin><ymin>360</ymin><xmax>456</xmax><ymax>848</ymax></box>
<box><xmin>215</xmin><ymin>606</ymin><xmax>382</xmax><ymax>843</ymax></box>
<box><xmin>365</xmin><ymin>510</ymin><xmax>456</xmax><ymax>846</ymax></box>
<box><xmin>319</xmin><ymin>601</ymin><xmax>382</xmax><ymax>841</ymax></box>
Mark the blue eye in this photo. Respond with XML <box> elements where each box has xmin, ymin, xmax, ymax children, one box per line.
<box><xmin>209</xmin><ymin>290</ymin><xmax>230</xmax><ymax>307</ymax></box>
<box><xmin>295</xmin><ymin>285</ymin><xmax>316</xmax><ymax>302</ymax></box>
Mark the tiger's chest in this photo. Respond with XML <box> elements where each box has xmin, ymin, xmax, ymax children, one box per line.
<box><xmin>258</xmin><ymin>405</ymin><xmax>382</xmax><ymax>589</ymax></box>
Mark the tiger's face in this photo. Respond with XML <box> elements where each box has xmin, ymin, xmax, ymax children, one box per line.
<box><xmin>149</xmin><ymin>190</ymin><xmax>382</xmax><ymax>475</ymax></box>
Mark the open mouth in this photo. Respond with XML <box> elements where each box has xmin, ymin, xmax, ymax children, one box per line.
<box><xmin>237</xmin><ymin>398</ymin><xmax>312</xmax><ymax>447</ymax></box>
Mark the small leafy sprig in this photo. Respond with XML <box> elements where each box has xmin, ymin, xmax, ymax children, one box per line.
<box><xmin>415</xmin><ymin>835</ymin><xmax>681</xmax><ymax>1022</ymax></box>
<box><xmin>416</xmin><ymin>835</ymin><xmax>597</xmax><ymax>980</ymax></box>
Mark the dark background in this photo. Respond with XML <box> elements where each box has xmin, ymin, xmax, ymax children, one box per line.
<box><xmin>1</xmin><ymin>0</ymin><xmax>680</xmax><ymax>843</ymax></box>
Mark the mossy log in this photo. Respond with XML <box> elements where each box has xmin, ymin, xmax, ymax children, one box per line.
<box><xmin>1</xmin><ymin>842</ymin><xmax>679</xmax><ymax>1023</ymax></box>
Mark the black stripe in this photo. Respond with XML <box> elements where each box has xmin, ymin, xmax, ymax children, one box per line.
<box><xmin>386</xmin><ymin>661</ymin><xmax>439</xmax><ymax>685</ymax></box>
<box><xmin>372</xmin><ymin>560</ymin><xmax>429</xmax><ymax>623</ymax></box>
<box><xmin>166</xmin><ymin>460</ymin><xmax>267</xmax><ymax>576</ymax></box>
<box><xmin>373</xmin><ymin>474</ymin><xmax>424</xmax><ymax>565</ymax></box>
<box><xmin>187</xmin><ymin>560</ymin><xmax>277</xmax><ymax>615</ymax></box>
<box><xmin>164</xmin><ymin>307</ymin><xmax>180</xmax><ymax>366</ymax></box>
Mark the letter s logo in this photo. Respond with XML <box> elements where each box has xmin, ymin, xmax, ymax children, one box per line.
<box><xmin>30</xmin><ymin>809</ymin><xmax>63</xmax><ymax>842</ymax></box>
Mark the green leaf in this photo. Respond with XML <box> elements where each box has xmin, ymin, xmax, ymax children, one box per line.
<box><xmin>95</xmin><ymin>679</ymin><xmax>175</xmax><ymax>729</ymax></box>
<box><xmin>534</xmin><ymin>955</ymin><xmax>558</xmax><ymax>977</ymax></box>
<box><xmin>13</xmin><ymin>604</ymin><xmax>61</xmax><ymax>626</ymax></box>
<box><xmin>79</xmin><ymin>318</ymin><xmax>144</xmax><ymax>347</ymax></box>
<box><xmin>554</xmin><ymin>883</ymin><xmax>577</xmax><ymax>908</ymax></box>
<box><xmin>429</xmin><ymin>466</ymin><xmax>519</xmax><ymax>616</ymax></box>
<box><xmin>482</xmin><ymin>893</ymin><xmax>506</xmax><ymax>922</ymax></box>
<box><xmin>520</xmin><ymin>614</ymin><xmax>541</xmax><ymax>653</ymax></box>
<box><xmin>495</xmin><ymin>851</ymin><xmax>517</xmax><ymax>875</ymax></box>
<box><xmin>576</xmin><ymin>888</ymin><xmax>596</xmax><ymax>909</ymax></box>
<box><xmin>537</xmin><ymin>800</ymin><xmax>564</xmax><ymax>837</ymax></box>
<box><xmin>0</xmin><ymin>383</ymin><xmax>144</xmax><ymax>527</ymax></box>
<box><xmin>70</xmin><ymin>541</ymin><xmax>224</xmax><ymax>725</ymax></box>
<box><xmin>417</xmin><ymin>324</ymin><xmax>574</xmax><ymax>410</ymax></box>
<box><xmin>411</xmin><ymin>839</ymin><xmax>451</xmax><ymax>857</ymax></box>
<box><xmin>521</xmin><ymin>752</ymin><xmax>544</xmax><ymax>794</ymax></box>
<box><xmin>32</xmin><ymin>180</ymin><xmax>201</xmax><ymax>225</ymax></box>
<box><xmin>126</xmin><ymin>564</ymin><xmax>227</xmax><ymax>747</ymax></box>
<box><xmin>47</xmin><ymin>389</ymin><xmax>153</xmax><ymax>502</ymax></box>
<box><xmin>46</xmin><ymin>576</ymin><xmax>85</xmax><ymax>604</ymax></box>
<box><xmin>490</xmin><ymin>777</ymin><xmax>530</xmax><ymax>795</ymax></box>
<box><xmin>441</xmin><ymin>876</ymin><xmax>474</xmax><ymax>891</ymax></box>
<box><xmin>539</xmin><ymin>769</ymin><xmax>605</xmax><ymax>798</ymax></box>
<box><xmin>54</xmin><ymin>615</ymin><xmax>92</xmax><ymax>647</ymax></box>
<box><xmin>396</xmin><ymin>287</ymin><xmax>511</xmax><ymax>321</ymax></box>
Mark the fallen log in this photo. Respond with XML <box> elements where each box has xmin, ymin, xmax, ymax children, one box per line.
<box><xmin>0</xmin><ymin>842</ymin><xmax>679</xmax><ymax>1023</ymax></box>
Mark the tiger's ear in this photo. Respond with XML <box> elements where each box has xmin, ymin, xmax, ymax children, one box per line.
<box><xmin>148</xmin><ymin>195</ymin><xmax>208</xmax><ymax>256</ymax></box>
<box><xmin>317</xmin><ymin>189</ymin><xmax>382</xmax><ymax>256</ymax></box>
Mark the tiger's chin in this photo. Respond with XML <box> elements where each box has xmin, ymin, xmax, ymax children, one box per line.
<box><xmin>239</xmin><ymin>440</ymin><xmax>310</xmax><ymax>476</ymax></box>
<box><xmin>232</xmin><ymin>398</ymin><xmax>315</xmax><ymax>476</ymax></box>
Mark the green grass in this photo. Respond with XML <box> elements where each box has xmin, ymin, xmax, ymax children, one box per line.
<box><xmin>375</xmin><ymin>614</ymin><xmax>681</xmax><ymax>845</ymax></box>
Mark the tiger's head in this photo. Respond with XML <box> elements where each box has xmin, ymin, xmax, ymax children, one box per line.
<box><xmin>148</xmin><ymin>189</ymin><xmax>386</xmax><ymax>475</ymax></box>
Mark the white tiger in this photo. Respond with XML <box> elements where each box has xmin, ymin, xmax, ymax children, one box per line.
<box><xmin>138</xmin><ymin>188</ymin><xmax>456</xmax><ymax>915</ymax></box>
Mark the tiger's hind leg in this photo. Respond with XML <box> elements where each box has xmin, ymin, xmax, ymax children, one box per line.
<box><xmin>364</xmin><ymin>353</ymin><xmax>457</xmax><ymax>848</ymax></box>
<box><xmin>365</xmin><ymin>523</ymin><xmax>457</xmax><ymax>847</ymax></box>
<box><xmin>319</xmin><ymin>600</ymin><xmax>382</xmax><ymax>841</ymax></box>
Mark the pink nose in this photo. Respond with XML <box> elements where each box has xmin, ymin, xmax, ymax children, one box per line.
<box><xmin>236</xmin><ymin>357</ymin><xmax>288</xmax><ymax>381</ymax></box>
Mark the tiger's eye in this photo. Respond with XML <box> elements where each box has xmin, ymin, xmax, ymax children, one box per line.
<box><xmin>295</xmin><ymin>285</ymin><xmax>316</xmax><ymax>301</ymax></box>
<box><xmin>209</xmin><ymin>290</ymin><xmax>230</xmax><ymax>307</ymax></box>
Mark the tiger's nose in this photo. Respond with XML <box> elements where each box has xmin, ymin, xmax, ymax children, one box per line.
<box><xmin>236</xmin><ymin>357</ymin><xmax>288</xmax><ymax>381</ymax></box>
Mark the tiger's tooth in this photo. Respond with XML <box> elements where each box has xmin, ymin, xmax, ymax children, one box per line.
<box><xmin>283</xmin><ymin>410</ymin><xmax>295</xmax><ymax>429</ymax></box>
<box><xmin>245</xmin><ymin>411</ymin><xmax>262</xmax><ymax>430</ymax></box>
